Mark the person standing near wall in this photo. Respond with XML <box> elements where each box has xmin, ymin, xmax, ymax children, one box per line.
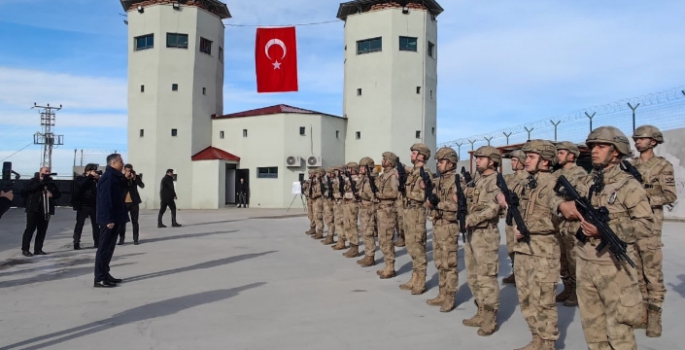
<box><xmin>158</xmin><ymin>169</ymin><xmax>181</xmax><ymax>228</ymax></box>
<box><xmin>121</xmin><ymin>164</ymin><xmax>145</xmax><ymax>245</ymax></box>
<box><xmin>237</xmin><ymin>178</ymin><xmax>249</xmax><ymax>208</ymax></box>
<box><xmin>72</xmin><ymin>164</ymin><xmax>100</xmax><ymax>250</ymax></box>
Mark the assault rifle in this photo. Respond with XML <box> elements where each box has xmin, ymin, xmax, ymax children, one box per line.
<box><xmin>455</xmin><ymin>174</ymin><xmax>468</xmax><ymax>243</ymax></box>
<box><xmin>366</xmin><ymin>165</ymin><xmax>379</xmax><ymax>195</ymax></box>
<box><xmin>461</xmin><ymin>166</ymin><xmax>473</xmax><ymax>186</ymax></box>
<box><xmin>554</xmin><ymin>175</ymin><xmax>635</xmax><ymax>268</ymax></box>
<box><xmin>620</xmin><ymin>160</ymin><xmax>643</xmax><ymax>183</ymax></box>
<box><xmin>338</xmin><ymin>172</ymin><xmax>345</xmax><ymax>196</ymax></box>
<box><xmin>344</xmin><ymin>170</ymin><xmax>359</xmax><ymax>199</ymax></box>
<box><xmin>496</xmin><ymin>172</ymin><xmax>530</xmax><ymax>243</ymax></box>
<box><xmin>396</xmin><ymin>158</ymin><xmax>407</xmax><ymax>195</ymax></box>
<box><xmin>419</xmin><ymin>167</ymin><xmax>439</xmax><ymax>207</ymax></box>
<box><xmin>319</xmin><ymin>177</ymin><xmax>326</xmax><ymax>197</ymax></box>
<box><xmin>308</xmin><ymin>178</ymin><xmax>313</xmax><ymax>197</ymax></box>
<box><xmin>326</xmin><ymin>175</ymin><xmax>333</xmax><ymax>200</ymax></box>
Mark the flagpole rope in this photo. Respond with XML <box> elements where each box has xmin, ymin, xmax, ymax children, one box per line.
<box><xmin>224</xmin><ymin>20</ymin><xmax>340</xmax><ymax>27</ymax></box>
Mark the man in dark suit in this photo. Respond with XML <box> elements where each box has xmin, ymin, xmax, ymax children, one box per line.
<box><xmin>21</xmin><ymin>167</ymin><xmax>61</xmax><ymax>257</ymax></box>
<box><xmin>72</xmin><ymin>164</ymin><xmax>100</xmax><ymax>250</ymax></box>
<box><xmin>94</xmin><ymin>154</ymin><xmax>128</xmax><ymax>288</ymax></box>
<box><xmin>158</xmin><ymin>169</ymin><xmax>181</xmax><ymax>228</ymax></box>
<box><xmin>120</xmin><ymin>164</ymin><xmax>145</xmax><ymax>245</ymax></box>
<box><xmin>237</xmin><ymin>178</ymin><xmax>249</xmax><ymax>208</ymax></box>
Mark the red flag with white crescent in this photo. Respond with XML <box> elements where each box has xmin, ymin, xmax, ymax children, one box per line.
<box><xmin>255</xmin><ymin>27</ymin><xmax>298</xmax><ymax>93</ymax></box>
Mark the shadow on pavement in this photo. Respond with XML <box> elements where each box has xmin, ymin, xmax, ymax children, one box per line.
<box><xmin>557</xmin><ymin>303</ymin><xmax>578</xmax><ymax>348</ymax></box>
<box><xmin>179</xmin><ymin>220</ymin><xmax>244</xmax><ymax>228</ymax></box>
<box><xmin>668</xmin><ymin>274</ymin><xmax>685</xmax><ymax>298</ymax></box>
<box><xmin>139</xmin><ymin>230</ymin><xmax>239</xmax><ymax>244</ymax></box>
<box><xmin>0</xmin><ymin>262</ymin><xmax>135</xmax><ymax>289</ymax></box>
<box><xmin>0</xmin><ymin>283</ymin><xmax>267</xmax><ymax>350</ymax></box>
<box><xmin>0</xmin><ymin>253</ymin><xmax>145</xmax><ymax>279</ymax></box>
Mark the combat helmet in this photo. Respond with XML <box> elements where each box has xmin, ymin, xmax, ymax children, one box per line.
<box><xmin>508</xmin><ymin>150</ymin><xmax>526</xmax><ymax>164</ymax></box>
<box><xmin>554</xmin><ymin>141</ymin><xmax>580</xmax><ymax>158</ymax></box>
<box><xmin>382</xmin><ymin>151</ymin><xmax>398</xmax><ymax>166</ymax></box>
<box><xmin>586</xmin><ymin>126</ymin><xmax>632</xmax><ymax>156</ymax></box>
<box><xmin>410</xmin><ymin>143</ymin><xmax>431</xmax><ymax>160</ymax></box>
<box><xmin>346</xmin><ymin>162</ymin><xmax>360</xmax><ymax>171</ymax></box>
<box><xmin>632</xmin><ymin>125</ymin><xmax>664</xmax><ymax>144</ymax></box>
<box><xmin>521</xmin><ymin>139</ymin><xmax>557</xmax><ymax>166</ymax></box>
<box><xmin>473</xmin><ymin>145</ymin><xmax>501</xmax><ymax>165</ymax></box>
<box><xmin>359</xmin><ymin>157</ymin><xmax>375</xmax><ymax>168</ymax></box>
<box><xmin>434</xmin><ymin>147</ymin><xmax>459</xmax><ymax>165</ymax></box>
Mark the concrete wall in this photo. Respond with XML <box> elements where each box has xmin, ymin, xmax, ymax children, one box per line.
<box><xmin>127</xmin><ymin>3</ymin><xmax>224</xmax><ymax>209</ymax></box>
<box><xmin>191</xmin><ymin>160</ymin><xmax>225</xmax><ymax>209</ymax></box>
<box><xmin>343</xmin><ymin>7</ymin><xmax>438</xmax><ymax>168</ymax></box>
<box><xmin>211</xmin><ymin>113</ymin><xmax>345</xmax><ymax>208</ymax></box>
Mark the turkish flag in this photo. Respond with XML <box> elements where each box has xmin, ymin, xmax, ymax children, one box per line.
<box><xmin>255</xmin><ymin>27</ymin><xmax>298</xmax><ymax>93</ymax></box>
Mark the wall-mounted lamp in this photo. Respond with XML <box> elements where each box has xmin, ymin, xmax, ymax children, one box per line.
<box><xmin>137</xmin><ymin>6</ymin><xmax>144</xmax><ymax>13</ymax></box>
<box><xmin>173</xmin><ymin>3</ymin><xmax>181</xmax><ymax>10</ymax></box>
<box><xmin>402</xmin><ymin>6</ymin><xmax>409</xmax><ymax>14</ymax></box>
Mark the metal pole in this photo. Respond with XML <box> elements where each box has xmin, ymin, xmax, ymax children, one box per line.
<box><xmin>503</xmin><ymin>132</ymin><xmax>512</xmax><ymax>145</ymax></box>
<box><xmin>627</xmin><ymin>102</ymin><xmax>640</xmax><ymax>132</ymax></box>
<box><xmin>524</xmin><ymin>126</ymin><xmax>534</xmax><ymax>140</ymax></box>
<box><xmin>455</xmin><ymin>142</ymin><xmax>463</xmax><ymax>157</ymax></box>
<box><xmin>550</xmin><ymin>120</ymin><xmax>561</xmax><ymax>141</ymax></box>
<box><xmin>585</xmin><ymin>112</ymin><xmax>596</xmax><ymax>132</ymax></box>
<box><xmin>80</xmin><ymin>149</ymin><xmax>83</xmax><ymax>166</ymax></box>
<box><xmin>484</xmin><ymin>136</ymin><xmax>493</xmax><ymax>146</ymax></box>
<box><xmin>468</xmin><ymin>139</ymin><xmax>477</xmax><ymax>151</ymax></box>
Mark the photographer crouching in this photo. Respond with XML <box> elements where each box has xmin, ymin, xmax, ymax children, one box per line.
<box><xmin>21</xmin><ymin>167</ymin><xmax>61</xmax><ymax>257</ymax></box>
<box><xmin>120</xmin><ymin>164</ymin><xmax>144</xmax><ymax>245</ymax></box>
<box><xmin>72</xmin><ymin>164</ymin><xmax>101</xmax><ymax>250</ymax></box>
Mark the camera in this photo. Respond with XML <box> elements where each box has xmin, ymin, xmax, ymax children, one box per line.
<box><xmin>94</xmin><ymin>170</ymin><xmax>103</xmax><ymax>176</ymax></box>
<box><xmin>2</xmin><ymin>162</ymin><xmax>21</xmax><ymax>192</ymax></box>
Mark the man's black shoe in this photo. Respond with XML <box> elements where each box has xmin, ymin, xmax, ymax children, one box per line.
<box><xmin>133</xmin><ymin>241</ymin><xmax>140</xmax><ymax>245</ymax></box>
<box><xmin>106</xmin><ymin>276</ymin><xmax>123</xmax><ymax>284</ymax></box>
<box><xmin>172</xmin><ymin>223</ymin><xmax>182</xmax><ymax>227</ymax></box>
<box><xmin>22</xmin><ymin>250</ymin><xmax>33</xmax><ymax>257</ymax></box>
<box><xmin>158</xmin><ymin>223</ymin><xmax>167</xmax><ymax>228</ymax></box>
<box><xmin>74</xmin><ymin>243</ymin><xmax>81</xmax><ymax>250</ymax></box>
<box><xmin>117</xmin><ymin>241</ymin><xmax>124</xmax><ymax>246</ymax></box>
<box><xmin>94</xmin><ymin>280</ymin><xmax>117</xmax><ymax>288</ymax></box>
<box><xmin>34</xmin><ymin>250</ymin><xmax>48</xmax><ymax>255</ymax></box>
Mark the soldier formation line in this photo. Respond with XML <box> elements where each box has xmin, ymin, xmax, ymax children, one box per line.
<box><xmin>301</xmin><ymin>125</ymin><xmax>676</xmax><ymax>350</ymax></box>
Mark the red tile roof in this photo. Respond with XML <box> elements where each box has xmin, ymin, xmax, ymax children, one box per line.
<box><xmin>192</xmin><ymin>146</ymin><xmax>240</xmax><ymax>162</ymax></box>
<box><xmin>213</xmin><ymin>104</ymin><xmax>342</xmax><ymax>120</ymax></box>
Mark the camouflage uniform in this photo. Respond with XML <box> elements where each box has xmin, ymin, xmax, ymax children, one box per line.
<box><xmin>357</xmin><ymin>158</ymin><xmax>378</xmax><ymax>267</ymax></box>
<box><xmin>342</xmin><ymin>162</ymin><xmax>362</xmax><ymax>258</ymax></box>
<box><xmin>503</xmin><ymin>150</ymin><xmax>529</xmax><ymax>284</ymax></box>
<box><xmin>310</xmin><ymin>168</ymin><xmax>325</xmax><ymax>239</ymax></box>
<box><xmin>462</xmin><ymin>146</ymin><xmax>502</xmax><ymax>336</ymax></box>
<box><xmin>513</xmin><ymin>140</ymin><xmax>561</xmax><ymax>350</ymax></box>
<box><xmin>321</xmin><ymin>169</ymin><xmax>337</xmax><ymax>245</ymax></box>
<box><xmin>552</xmin><ymin>141</ymin><xmax>587</xmax><ymax>307</ymax></box>
<box><xmin>332</xmin><ymin>166</ymin><xmax>347</xmax><ymax>250</ymax></box>
<box><xmin>561</xmin><ymin>127</ymin><xmax>653</xmax><ymax>350</ymax></box>
<box><xmin>631</xmin><ymin>125</ymin><xmax>677</xmax><ymax>337</ymax></box>
<box><xmin>303</xmin><ymin>170</ymin><xmax>317</xmax><ymax>235</ymax></box>
<box><xmin>375</xmin><ymin>152</ymin><xmax>400</xmax><ymax>279</ymax></box>
<box><xmin>395</xmin><ymin>194</ymin><xmax>406</xmax><ymax>247</ymax></box>
<box><xmin>399</xmin><ymin>143</ymin><xmax>433</xmax><ymax>295</ymax></box>
<box><xmin>426</xmin><ymin>147</ymin><xmax>460</xmax><ymax>312</ymax></box>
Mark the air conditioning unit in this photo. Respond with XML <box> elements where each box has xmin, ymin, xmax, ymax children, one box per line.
<box><xmin>286</xmin><ymin>156</ymin><xmax>301</xmax><ymax>167</ymax></box>
<box><xmin>307</xmin><ymin>156</ymin><xmax>322</xmax><ymax>167</ymax></box>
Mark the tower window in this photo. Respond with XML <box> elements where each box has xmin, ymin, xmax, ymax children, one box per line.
<box><xmin>428</xmin><ymin>41</ymin><xmax>435</xmax><ymax>58</ymax></box>
<box><xmin>257</xmin><ymin>167</ymin><xmax>278</xmax><ymax>179</ymax></box>
<box><xmin>172</xmin><ymin>84</ymin><xmax>178</xmax><ymax>91</ymax></box>
<box><xmin>416</xmin><ymin>86</ymin><xmax>421</xmax><ymax>94</ymax></box>
<box><xmin>357</xmin><ymin>88</ymin><xmax>362</xmax><ymax>96</ymax></box>
<box><xmin>336</xmin><ymin>130</ymin><xmax>340</xmax><ymax>139</ymax></box>
<box><xmin>219</xmin><ymin>47</ymin><xmax>224</xmax><ymax>63</ymax></box>
<box><xmin>356</xmin><ymin>131</ymin><xmax>361</xmax><ymax>140</ymax></box>
<box><xmin>139</xmin><ymin>129</ymin><xmax>144</xmax><ymax>137</ymax></box>
<box><xmin>399</xmin><ymin>36</ymin><xmax>418</xmax><ymax>52</ymax></box>
<box><xmin>202</xmin><ymin>87</ymin><xmax>206</xmax><ymax>95</ymax></box>
<box><xmin>140</xmin><ymin>85</ymin><xmax>145</xmax><ymax>93</ymax></box>
<box><xmin>357</xmin><ymin>37</ymin><xmax>382</xmax><ymax>54</ymax></box>
<box><xmin>416</xmin><ymin>131</ymin><xmax>421</xmax><ymax>139</ymax></box>
<box><xmin>171</xmin><ymin>129</ymin><xmax>178</xmax><ymax>137</ymax></box>
<box><xmin>243</xmin><ymin>129</ymin><xmax>248</xmax><ymax>137</ymax></box>
<box><xmin>200</xmin><ymin>37</ymin><xmax>213</xmax><ymax>55</ymax></box>
<box><xmin>430</xmin><ymin>90</ymin><xmax>433</xmax><ymax>99</ymax></box>
<box><xmin>166</xmin><ymin>33</ymin><xmax>188</xmax><ymax>49</ymax></box>
<box><xmin>432</xmin><ymin>127</ymin><xmax>435</xmax><ymax>135</ymax></box>
<box><xmin>220</xmin><ymin>131</ymin><xmax>224</xmax><ymax>139</ymax></box>
<box><xmin>134</xmin><ymin>34</ymin><xmax>154</xmax><ymax>51</ymax></box>
<box><xmin>299</xmin><ymin>127</ymin><xmax>306</xmax><ymax>135</ymax></box>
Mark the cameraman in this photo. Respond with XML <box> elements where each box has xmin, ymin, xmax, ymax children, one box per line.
<box><xmin>21</xmin><ymin>167</ymin><xmax>61</xmax><ymax>257</ymax></box>
<box><xmin>72</xmin><ymin>164</ymin><xmax>100</xmax><ymax>250</ymax></box>
<box><xmin>120</xmin><ymin>164</ymin><xmax>145</xmax><ymax>245</ymax></box>
<box><xmin>0</xmin><ymin>189</ymin><xmax>13</xmax><ymax>219</ymax></box>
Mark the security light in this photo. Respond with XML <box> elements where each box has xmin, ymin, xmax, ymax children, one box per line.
<box><xmin>137</xmin><ymin>6</ymin><xmax>144</xmax><ymax>13</ymax></box>
<box><xmin>402</xmin><ymin>6</ymin><xmax>409</xmax><ymax>14</ymax></box>
<box><xmin>173</xmin><ymin>3</ymin><xmax>181</xmax><ymax>9</ymax></box>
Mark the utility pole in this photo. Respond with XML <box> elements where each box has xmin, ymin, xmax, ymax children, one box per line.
<box><xmin>32</xmin><ymin>103</ymin><xmax>64</xmax><ymax>169</ymax></box>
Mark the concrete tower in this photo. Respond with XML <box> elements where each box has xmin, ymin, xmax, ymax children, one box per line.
<box><xmin>337</xmin><ymin>0</ymin><xmax>442</xmax><ymax>167</ymax></box>
<box><xmin>121</xmin><ymin>0</ymin><xmax>230</xmax><ymax>209</ymax></box>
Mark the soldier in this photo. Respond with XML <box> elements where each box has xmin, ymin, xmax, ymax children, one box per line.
<box><xmin>502</xmin><ymin>150</ymin><xmax>528</xmax><ymax>284</ymax></box>
<box><xmin>511</xmin><ymin>140</ymin><xmax>561</xmax><ymax>350</ymax></box>
<box><xmin>461</xmin><ymin>146</ymin><xmax>502</xmax><ymax>336</ymax></box>
<box><xmin>425</xmin><ymin>147</ymin><xmax>460</xmax><ymax>312</ymax></box>
<box><xmin>399</xmin><ymin>143</ymin><xmax>433</xmax><ymax>295</ymax></box>
<box><xmin>395</xmin><ymin>193</ymin><xmax>406</xmax><ymax>247</ymax></box>
<box><xmin>321</xmin><ymin>167</ymin><xmax>337</xmax><ymax>245</ymax></box>
<box><xmin>375</xmin><ymin>152</ymin><xmax>400</xmax><ymax>279</ymax></box>
<box><xmin>342</xmin><ymin>162</ymin><xmax>362</xmax><ymax>258</ymax></box>
<box><xmin>357</xmin><ymin>157</ymin><xmax>379</xmax><ymax>267</ymax></box>
<box><xmin>332</xmin><ymin>165</ymin><xmax>348</xmax><ymax>251</ymax></box>
<box><xmin>310</xmin><ymin>168</ymin><xmax>326</xmax><ymax>240</ymax></box>
<box><xmin>552</xmin><ymin>141</ymin><xmax>587</xmax><ymax>307</ymax></box>
<box><xmin>557</xmin><ymin>127</ymin><xmax>652</xmax><ymax>350</ymax></box>
<box><xmin>304</xmin><ymin>169</ymin><xmax>316</xmax><ymax>236</ymax></box>
<box><xmin>631</xmin><ymin>125</ymin><xmax>676</xmax><ymax>337</ymax></box>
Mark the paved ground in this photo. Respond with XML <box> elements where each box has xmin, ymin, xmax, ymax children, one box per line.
<box><xmin>0</xmin><ymin>207</ymin><xmax>683</xmax><ymax>350</ymax></box>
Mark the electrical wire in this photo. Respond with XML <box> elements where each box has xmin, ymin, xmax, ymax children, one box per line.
<box><xmin>1</xmin><ymin>143</ymin><xmax>34</xmax><ymax>162</ymax></box>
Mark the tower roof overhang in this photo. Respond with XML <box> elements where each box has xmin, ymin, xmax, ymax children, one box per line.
<box><xmin>336</xmin><ymin>0</ymin><xmax>444</xmax><ymax>21</ymax></box>
<box><xmin>120</xmin><ymin>0</ymin><xmax>231</xmax><ymax>19</ymax></box>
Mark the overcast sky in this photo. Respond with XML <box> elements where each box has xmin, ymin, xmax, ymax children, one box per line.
<box><xmin>1</xmin><ymin>0</ymin><xmax>684</xmax><ymax>176</ymax></box>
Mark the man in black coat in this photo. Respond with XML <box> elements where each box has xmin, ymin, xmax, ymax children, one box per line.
<box><xmin>94</xmin><ymin>154</ymin><xmax>128</xmax><ymax>288</ymax></box>
<box><xmin>158</xmin><ymin>169</ymin><xmax>181</xmax><ymax>228</ymax></box>
<box><xmin>21</xmin><ymin>167</ymin><xmax>61</xmax><ymax>257</ymax></box>
<box><xmin>72</xmin><ymin>164</ymin><xmax>100</xmax><ymax>250</ymax></box>
<box><xmin>237</xmin><ymin>178</ymin><xmax>249</xmax><ymax>208</ymax></box>
<box><xmin>120</xmin><ymin>163</ymin><xmax>145</xmax><ymax>245</ymax></box>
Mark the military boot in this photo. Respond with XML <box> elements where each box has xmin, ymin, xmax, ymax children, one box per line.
<box><xmin>477</xmin><ymin>305</ymin><xmax>499</xmax><ymax>336</ymax></box>
<box><xmin>378</xmin><ymin>263</ymin><xmax>396</xmax><ymax>279</ymax></box>
<box><xmin>646</xmin><ymin>304</ymin><xmax>662</xmax><ymax>338</ymax></box>
<box><xmin>332</xmin><ymin>237</ymin><xmax>347</xmax><ymax>250</ymax></box>
<box><xmin>427</xmin><ymin>287</ymin><xmax>445</xmax><ymax>306</ymax></box>
<box><xmin>395</xmin><ymin>235</ymin><xmax>405</xmax><ymax>247</ymax></box>
<box><xmin>440</xmin><ymin>291</ymin><xmax>456</xmax><ymax>312</ymax></box>
<box><xmin>502</xmin><ymin>273</ymin><xmax>516</xmax><ymax>284</ymax></box>
<box><xmin>305</xmin><ymin>228</ymin><xmax>315</xmax><ymax>235</ymax></box>
<box><xmin>321</xmin><ymin>234</ymin><xmax>335</xmax><ymax>245</ymax></box>
<box><xmin>514</xmin><ymin>334</ymin><xmax>542</xmax><ymax>350</ymax></box>
<box><xmin>555</xmin><ymin>282</ymin><xmax>572</xmax><ymax>303</ymax></box>
<box><xmin>539</xmin><ymin>339</ymin><xmax>556</xmax><ymax>350</ymax></box>
<box><xmin>312</xmin><ymin>231</ymin><xmax>324</xmax><ymax>240</ymax></box>
<box><xmin>399</xmin><ymin>273</ymin><xmax>417</xmax><ymax>291</ymax></box>
<box><xmin>463</xmin><ymin>302</ymin><xmax>484</xmax><ymax>327</ymax></box>
<box><xmin>411</xmin><ymin>272</ymin><xmax>426</xmax><ymax>295</ymax></box>
<box><xmin>357</xmin><ymin>255</ymin><xmax>375</xmax><ymax>267</ymax></box>
<box><xmin>563</xmin><ymin>285</ymin><xmax>578</xmax><ymax>307</ymax></box>
<box><xmin>635</xmin><ymin>301</ymin><xmax>649</xmax><ymax>329</ymax></box>
<box><xmin>343</xmin><ymin>244</ymin><xmax>359</xmax><ymax>258</ymax></box>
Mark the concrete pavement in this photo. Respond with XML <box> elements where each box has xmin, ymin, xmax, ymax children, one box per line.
<box><xmin>0</xmin><ymin>207</ymin><xmax>684</xmax><ymax>349</ymax></box>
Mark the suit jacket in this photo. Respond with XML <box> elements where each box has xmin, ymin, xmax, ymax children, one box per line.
<box><xmin>125</xmin><ymin>174</ymin><xmax>145</xmax><ymax>204</ymax></box>
<box><xmin>23</xmin><ymin>176</ymin><xmax>61</xmax><ymax>215</ymax></box>
<box><xmin>160</xmin><ymin>175</ymin><xmax>176</xmax><ymax>201</ymax></box>
<box><xmin>96</xmin><ymin>166</ymin><xmax>128</xmax><ymax>225</ymax></box>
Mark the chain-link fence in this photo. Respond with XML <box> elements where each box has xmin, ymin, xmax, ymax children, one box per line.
<box><xmin>439</xmin><ymin>86</ymin><xmax>685</xmax><ymax>159</ymax></box>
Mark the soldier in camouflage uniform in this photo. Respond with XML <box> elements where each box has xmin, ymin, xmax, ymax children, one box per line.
<box><xmin>461</xmin><ymin>146</ymin><xmax>502</xmax><ymax>336</ymax></box>
<box><xmin>332</xmin><ymin>165</ymin><xmax>347</xmax><ymax>251</ymax></box>
<box><xmin>321</xmin><ymin>167</ymin><xmax>337</xmax><ymax>245</ymax></box>
<box><xmin>552</xmin><ymin>141</ymin><xmax>587</xmax><ymax>307</ymax></box>
<box><xmin>357</xmin><ymin>157</ymin><xmax>379</xmax><ymax>267</ymax></box>
<box><xmin>304</xmin><ymin>169</ymin><xmax>317</xmax><ymax>235</ymax></box>
<box><xmin>310</xmin><ymin>168</ymin><xmax>326</xmax><ymax>239</ymax></box>
<box><xmin>375</xmin><ymin>152</ymin><xmax>400</xmax><ymax>279</ymax></box>
<box><xmin>512</xmin><ymin>140</ymin><xmax>560</xmax><ymax>350</ymax></box>
<box><xmin>425</xmin><ymin>147</ymin><xmax>460</xmax><ymax>312</ymax></box>
<box><xmin>342</xmin><ymin>162</ymin><xmax>362</xmax><ymax>258</ymax></box>
<box><xmin>631</xmin><ymin>125</ymin><xmax>677</xmax><ymax>337</ymax></box>
<box><xmin>398</xmin><ymin>143</ymin><xmax>433</xmax><ymax>295</ymax></box>
<box><xmin>502</xmin><ymin>150</ymin><xmax>528</xmax><ymax>284</ymax></box>
<box><xmin>558</xmin><ymin>126</ymin><xmax>652</xmax><ymax>350</ymax></box>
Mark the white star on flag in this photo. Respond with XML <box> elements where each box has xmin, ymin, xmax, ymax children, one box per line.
<box><xmin>272</xmin><ymin>60</ymin><xmax>281</xmax><ymax>69</ymax></box>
